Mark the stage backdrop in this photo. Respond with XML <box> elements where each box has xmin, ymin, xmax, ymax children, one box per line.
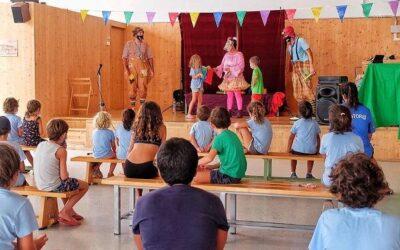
<box><xmin>180</xmin><ymin>11</ymin><xmax>286</xmax><ymax>94</ymax></box>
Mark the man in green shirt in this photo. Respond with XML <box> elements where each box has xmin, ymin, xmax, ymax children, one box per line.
<box><xmin>250</xmin><ymin>56</ymin><xmax>264</xmax><ymax>102</ymax></box>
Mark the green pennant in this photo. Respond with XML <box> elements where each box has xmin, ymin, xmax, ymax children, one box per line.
<box><xmin>362</xmin><ymin>3</ymin><xmax>373</xmax><ymax>18</ymax></box>
<box><xmin>236</xmin><ymin>11</ymin><xmax>246</xmax><ymax>26</ymax></box>
<box><xmin>124</xmin><ymin>11</ymin><xmax>133</xmax><ymax>24</ymax></box>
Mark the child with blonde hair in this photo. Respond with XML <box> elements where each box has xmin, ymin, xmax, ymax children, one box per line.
<box><xmin>92</xmin><ymin>111</ymin><xmax>117</xmax><ymax>178</ymax></box>
<box><xmin>186</xmin><ymin>54</ymin><xmax>205</xmax><ymax>119</ymax></box>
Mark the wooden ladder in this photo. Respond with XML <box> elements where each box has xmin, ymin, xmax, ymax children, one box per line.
<box><xmin>68</xmin><ymin>78</ymin><xmax>92</xmax><ymax>116</ymax></box>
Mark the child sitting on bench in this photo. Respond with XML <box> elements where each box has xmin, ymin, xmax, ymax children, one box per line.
<box><xmin>189</xmin><ymin>105</ymin><xmax>214</xmax><ymax>153</ymax></box>
<box><xmin>196</xmin><ymin>107</ymin><xmax>247</xmax><ymax>184</ymax></box>
<box><xmin>309</xmin><ymin>153</ymin><xmax>399</xmax><ymax>249</ymax></box>
<box><xmin>233</xmin><ymin>101</ymin><xmax>272</xmax><ymax>154</ymax></box>
<box><xmin>0</xmin><ymin>144</ymin><xmax>48</xmax><ymax>249</ymax></box>
<box><xmin>92</xmin><ymin>111</ymin><xmax>117</xmax><ymax>178</ymax></box>
<box><xmin>115</xmin><ymin>109</ymin><xmax>135</xmax><ymax>168</ymax></box>
<box><xmin>34</xmin><ymin>119</ymin><xmax>88</xmax><ymax>226</ymax></box>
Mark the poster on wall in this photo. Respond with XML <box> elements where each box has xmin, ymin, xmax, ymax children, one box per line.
<box><xmin>0</xmin><ymin>40</ymin><xmax>18</xmax><ymax>57</ymax></box>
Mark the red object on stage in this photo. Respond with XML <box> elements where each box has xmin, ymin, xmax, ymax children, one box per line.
<box><xmin>204</xmin><ymin>68</ymin><xmax>214</xmax><ymax>85</ymax></box>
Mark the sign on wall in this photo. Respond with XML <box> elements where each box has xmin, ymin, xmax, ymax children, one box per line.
<box><xmin>0</xmin><ymin>40</ymin><xmax>18</xmax><ymax>57</ymax></box>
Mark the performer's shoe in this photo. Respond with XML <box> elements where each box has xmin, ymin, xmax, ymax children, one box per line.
<box><xmin>236</xmin><ymin>110</ymin><xmax>243</xmax><ymax>119</ymax></box>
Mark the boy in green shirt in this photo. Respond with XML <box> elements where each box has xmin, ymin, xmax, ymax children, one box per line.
<box><xmin>195</xmin><ymin>107</ymin><xmax>247</xmax><ymax>184</ymax></box>
<box><xmin>250</xmin><ymin>56</ymin><xmax>264</xmax><ymax>102</ymax></box>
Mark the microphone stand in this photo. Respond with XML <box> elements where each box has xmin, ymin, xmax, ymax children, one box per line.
<box><xmin>97</xmin><ymin>64</ymin><xmax>106</xmax><ymax>111</ymax></box>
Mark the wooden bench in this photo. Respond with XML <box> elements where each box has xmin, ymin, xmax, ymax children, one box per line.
<box><xmin>21</xmin><ymin>145</ymin><xmax>37</xmax><ymax>151</ymax></box>
<box><xmin>199</xmin><ymin>152</ymin><xmax>324</xmax><ymax>180</ymax></box>
<box><xmin>101</xmin><ymin>176</ymin><xmax>334</xmax><ymax>235</ymax></box>
<box><xmin>70</xmin><ymin>156</ymin><xmax>124</xmax><ymax>184</ymax></box>
<box><xmin>11</xmin><ymin>186</ymin><xmax>78</xmax><ymax>229</ymax></box>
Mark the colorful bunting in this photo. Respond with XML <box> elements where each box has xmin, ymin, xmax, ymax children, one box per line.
<box><xmin>285</xmin><ymin>9</ymin><xmax>297</xmax><ymax>21</ymax></box>
<box><xmin>124</xmin><ymin>11</ymin><xmax>133</xmax><ymax>24</ymax></box>
<box><xmin>236</xmin><ymin>11</ymin><xmax>246</xmax><ymax>26</ymax></box>
<box><xmin>213</xmin><ymin>12</ymin><xmax>223</xmax><ymax>28</ymax></box>
<box><xmin>259</xmin><ymin>10</ymin><xmax>270</xmax><ymax>26</ymax></box>
<box><xmin>190</xmin><ymin>12</ymin><xmax>200</xmax><ymax>27</ymax></box>
<box><xmin>389</xmin><ymin>0</ymin><xmax>399</xmax><ymax>16</ymax></box>
<box><xmin>80</xmin><ymin>10</ymin><xmax>89</xmax><ymax>22</ymax></box>
<box><xmin>336</xmin><ymin>5</ymin><xmax>347</xmax><ymax>22</ymax></box>
<box><xmin>169</xmin><ymin>12</ymin><xmax>179</xmax><ymax>26</ymax></box>
<box><xmin>146</xmin><ymin>12</ymin><xmax>156</xmax><ymax>24</ymax></box>
<box><xmin>102</xmin><ymin>11</ymin><xmax>111</xmax><ymax>25</ymax></box>
<box><xmin>311</xmin><ymin>7</ymin><xmax>323</xmax><ymax>22</ymax></box>
<box><xmin>361</xmin><ymin>3</ymin><xmax>373</xmax><ymax>18</ymax></box>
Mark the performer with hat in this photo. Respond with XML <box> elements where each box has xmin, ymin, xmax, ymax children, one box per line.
<box><xmin>282</xmin><ymin>26</ymin><xmax>316</xmax><ymax>114</ymax></box>
<box><xmin>122</xmin><ymin>27</ymin><xmax>154</xmax><ymax>109</ymax></box>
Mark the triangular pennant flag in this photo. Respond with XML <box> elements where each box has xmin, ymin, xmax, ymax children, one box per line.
<box><xmin>311</xmin><ymin>7</ymin><xmax>323</xmax><ymax>22</ymax></box>
<box><xmin>336</xmin><ymin>5</ymin><xmax>347</xmax><ymax>22</ymax></box>
<box><xmin>80</xmin><ymin>10</ymin><xmax>89</xmax><ymax>22</ymax></box>
<box><xmin>389</xmin><ymin>0</ymin><xmax>399</xmax><ymax>16</ymax></box>
<box><xmin>146</xmin><ymin>12</ymin><xmax>156</xmax><ymax>24</ymax></box>
<box><xmin>102</xmin><ymin>11</ymin><xmax>111</xmax><ymax>25</ymax></box>
<box><xmin>213</xmin><ymin>12</ymin><xmax>223</xmax><ymax>28</ymax></box>
<box><xmin>169</xmin><ymin>13</ymin><xmax>179</xmax><ymax>26</ymax></box>
<box><xmin>260</xmin><ymin>10</ymin><xmax>270</xmax><ymax>26</ymax></box>
<box><xmin>124</xmin><ymin>11</ymin><xmax>133</xmax><ymax>24</ymax></box>
<box><xmin>190</xmin><ymin>12</ymin><xmax>200</xmax><ymax>27</ymax></box>
<box><xmin>362</xmin><ymin>3</ymin><xmax>373</xmax><ymax>18</ymax></box>
<box><xmin>285</xmin><ymin>9</ymin><xmax>297</xmax><ymax>21</ymax></box>
<box><xmin>236</xmin><ymin>11</ymin><xmax>246</xmax><ymax>26</ymax></box>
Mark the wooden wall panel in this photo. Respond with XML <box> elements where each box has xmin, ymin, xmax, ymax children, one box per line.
<box><xmin>284</xmin><ymin>18</ymin><xmax>399</xmax><ymax>111</ymax></box>
<box><xmin>0</xmin><ymin>3</ymin><xmax>35</xmax><ymax>117</ymax></box>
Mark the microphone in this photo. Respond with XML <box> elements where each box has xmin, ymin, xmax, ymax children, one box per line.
<box><xmin>97</xmin><ymin>64</ymin><xmax>103</xmax><ymax>75</ymax></box>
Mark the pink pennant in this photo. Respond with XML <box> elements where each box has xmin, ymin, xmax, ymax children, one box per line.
<box><xmin>146</xmin><ymin>12</ymin><xmax>156</xmax><ymax>24</ymax></box>
<box><xmin>389</xmin><ymin>1</ymin><xmax>399</xmax><ymax>16</ymax></box>
<box><xmin>260</xmin><ymin>10</ymin><xmax>270</xmax><ymax>26</ymax></box>
<box><xmin>285</xmin><ymin>9</ymin><xmax>297</xmax><ymax>21</ymax></box>
<box><xmin>169</xmin><ymin>12</ymin><xmax>179</xmax><ymax>26</ymax></box>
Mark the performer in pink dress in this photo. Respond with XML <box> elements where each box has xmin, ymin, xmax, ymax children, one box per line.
<box><xmin>215</xmin><ymin>37</ymin><xmax>249</xmax><ymax>118</ymax></box>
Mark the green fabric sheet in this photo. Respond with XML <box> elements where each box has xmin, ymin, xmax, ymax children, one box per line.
<box><xmin>358</xmin><ymin>63</ymin><xmax>400</xmax><ymax>138</ymax></box>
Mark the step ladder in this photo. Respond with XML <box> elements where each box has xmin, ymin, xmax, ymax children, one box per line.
<box><xmin>68</xmin><ymin>78</ymin><xmax>92</xmax><ymax>116</ymax></box>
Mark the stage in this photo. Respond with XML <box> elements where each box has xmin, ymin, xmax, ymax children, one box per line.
<box><xmin>60</xmin><ymin>109</ymin><xmax>400</xmax><ymax>162</ymax></box>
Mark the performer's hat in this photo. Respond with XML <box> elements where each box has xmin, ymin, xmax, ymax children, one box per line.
<box><xmin>282</xmin><ymin>26</ymin><xmax>295</xmax><ymax>38</ymax></box>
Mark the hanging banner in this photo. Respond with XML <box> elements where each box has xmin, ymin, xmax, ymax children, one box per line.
<box><xmin>124</xmin><ymin>11</ymin><xmax>133</xmax><ymax>24</ymax></box>
<box><xmin>190</xmin><ymin>12</ymin><xmax>200</xmax><ymax>27</ymax></box>
<box><xmin>169</xmin><ymin>12</ymin><xmax>179</xmax><ymax>26</ymax></box>
<box><xmin>336</xmin><ymin>5</ymin><xmax>347</xmax><ymax>22</ymax></box>
<box><xmin>260</xmin><ymin>10</ymin><xmax>270</xmax><ymax>26</ymax></box>
<box><xmin>389</xmin><ymin>0</ymin><xmax>399</xmax><ymax>16</ymax></box>
<box><xmin>362</xmin><ymin>3</ymin><xmax>373</xmax><ymax>18</ymax></box>
<box><xmin>102</xmin><ymin>11</ymin><xmax>111</xmax><ymax>25</ymax></box>
<box><xmin>236</xmin><ymin>11</ymin><xmax>246</xmax><ymax>26</ymax></box>
<box><xmin>311</xmin><ymin>7</ymin><xmax>323</xmax><ymax>22</ymax></box>
<box><xmin>80</xmin><ymin>10</ymin><xmax>89</xmax><ymax>22</ymax></box>
<box><xmin>285</xmin><ymin>9</ymin><xmax>296</xmax><ymax>21</ymax></box>
<box><xmin>146</xmin><ymin>12</ymin><xmax>156</xmax><ymax>24</ymax></box>
<box><xmin>213</xmin><ymin>12</ymin><xmax>223</xmax><ymax>28</ymax></box>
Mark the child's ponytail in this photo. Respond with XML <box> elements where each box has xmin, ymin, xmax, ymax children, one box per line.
<box><xmin>247</xmin><ymin>101</ymin><xmax>266</xmax><ymax>124</ymax></box>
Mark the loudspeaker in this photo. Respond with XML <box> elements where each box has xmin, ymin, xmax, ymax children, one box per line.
<box><xmin>11</xmin><ymin>3</ymin><xmax>31</xmax><ymax>23</ymax></box>
<box><xmin>318</xmin><ymin>76</ymin><xmax>348</xmax><ymax>85</ymax></box>
<box><xmin>316</xmin><ymin>84</ymin><xmax>342</xmax><ymax>124</ymax></box>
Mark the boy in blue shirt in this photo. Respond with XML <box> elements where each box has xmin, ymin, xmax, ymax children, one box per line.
<box><xmin>189</xmin><ymin>105</ymin><xmax>214</xmax><ymax>153</ymax></box>
<box><xmin>3</xmin><ymin>97</ymin><xmax>23</xmax><ymax>143</ymax></box>
<box><xmin>0</xmin><ymin>144</ymin><xmax>48</xmax><ymax>250</ymax></box>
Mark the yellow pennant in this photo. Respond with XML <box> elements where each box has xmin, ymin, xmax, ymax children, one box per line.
<box><xmin>190</xmin><ymin>12</ymin><xmax>200</xmax><ymax>27</ymax></box>
<box><xmin>80</xmin><ymin>9</ymin><xmax>89</xmax><ymax>22</ymax></box>
<box><xmin>311</xmin><ymin>7</ymin><xmax>323</xmax><ymax>22</ymax></box>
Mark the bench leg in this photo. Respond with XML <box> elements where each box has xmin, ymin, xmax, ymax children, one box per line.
<box><xmin>38</xmin><ymin>197</ymin><xmax>59</xmax><ymax>230</ymax></box>
<box><xmin>85</xmin><ymin>163</ymin><xmax>94</xmax><ymax>185</ymax></box>
<box><xmin>114</xmin><ymin>185</ymin><xmax>121</xmax><ymax>235</ymax></box>
<box><xmin>129</xmin><ymin>187</ymin><xmax>136</xmax><ymax>212</ymax></box>
<box><xmin>219</xmin><ymin>192</ymin><xmax>227</xmax><ymax>210</ymax></box>
<box><xmin>228</xmin><ymin>194</ymin><xmax>237</xmax><ymax>234</ymax></box>
<box><xmin>264</xmin><ymin>159</ymin><xmax>272</xmax><ymax>180</ymax></box>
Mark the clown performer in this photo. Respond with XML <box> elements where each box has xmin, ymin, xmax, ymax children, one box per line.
<box><xmin>282</xmin><ymin>26</ymin><xmax>316</xmax><ymax>116</ymax></box>
<box><xmin>214</xmin><ymin>37</ymin><xmax>250</xmax><ymax>118</ymax></box>
<box><xmin>122</xmin><ymin>27</ymin><xmax>154</xmax><ymax>109</ymax></box>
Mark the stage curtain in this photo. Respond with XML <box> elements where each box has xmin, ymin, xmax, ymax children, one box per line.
<box><xmin>179</xmin><ymin>13</ymin><xmax>237</xmax><ymax>93</ymax></box>
<box><xmin>239</xmin><ymin>11</ymin><xmax>286</xmax><ymax>93</ymax></box>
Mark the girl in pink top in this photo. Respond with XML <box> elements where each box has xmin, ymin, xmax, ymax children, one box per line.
<box><xmin>214</xmin><ymin>37</ymin><xmax>249</xmax><ymax>118</ymax></box>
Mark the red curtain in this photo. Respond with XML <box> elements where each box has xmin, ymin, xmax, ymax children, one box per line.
<box><xmin>180</xmin><ymin>11</ymin><xmax>286</xmax><ymax>94</ymax></box>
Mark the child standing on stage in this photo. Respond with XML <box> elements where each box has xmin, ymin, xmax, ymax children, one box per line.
<box><xmin>195</xmin><ymin>107</ymin><xmax>247</xmax><ymax>184</ymax></box>
<box><xmin>3</xmin><ymin>97</ymin><xmax>22</xmax><ymax>143</ymax></box>
<box><xmin>233</xmin><ymin>101</ymin><xmax>272</xmax><ymax>155</ymax></box>
<box><xmin>287</xmin><ymin>101</ymin><xmax>320</xmax><ymax>179</ymax></box>
<box><xmin>92</xmin><ymin>111</ymin><xmax>117</xmax><ymax>178</ymax></box>
<box><xmin>250</xmin><ymin>56</ymin><xmax>264</xmax><ymax>102</ymax></box>
<box><xmin>189</xmin><ymin>105</ymin><xmax>214</xmax><ymax>153</ymax></box>
<box><xmin>186</xmin><ymin>54</ymin><xmax>205</xmax><ymax>120</ymax></box>
<box><xmin>320</xmin><ymin>104</ymin><xmax>364</xmax><ymax>186</ymax></box>
<box><xmin>115</xmin><ymin>109</ymin><xmax>135</xmax><ymax>168</ymax></box>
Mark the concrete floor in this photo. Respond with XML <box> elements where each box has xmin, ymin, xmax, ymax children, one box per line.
<box><xmin>26</xmin><ymin>150</ymin><xmax>400</xmax><ymax>250</ymax></box>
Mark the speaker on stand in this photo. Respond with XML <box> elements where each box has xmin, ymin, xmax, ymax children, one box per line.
<box><xmin>316</xmin><ymin>76</ymin><xmax>348</xmax><ymax>125</ymax></box>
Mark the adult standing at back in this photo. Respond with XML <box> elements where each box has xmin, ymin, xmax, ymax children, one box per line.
<box><xmin>122</xmin><ymin>27</ymin><xmax>154</xmax><ymax>109</ymax></box>
<box><xmin>282</xmin><ymin>26</ymin><xmax>316</xmax><ymax>115</ymax></box>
